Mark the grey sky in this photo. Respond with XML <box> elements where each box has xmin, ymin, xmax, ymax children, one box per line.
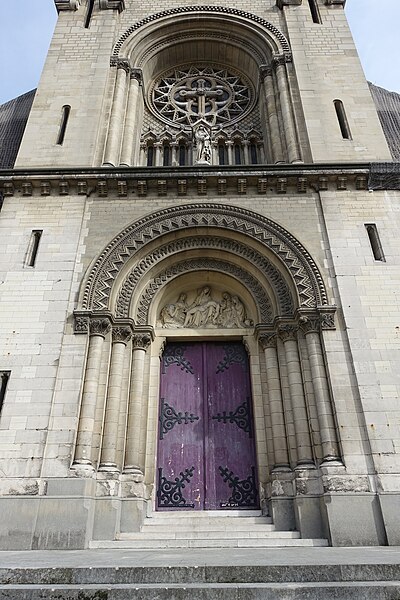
<box><xmin>0</xmin><ymin>1</ymin><xmax>399</xmax><ymax>105</ymax></box>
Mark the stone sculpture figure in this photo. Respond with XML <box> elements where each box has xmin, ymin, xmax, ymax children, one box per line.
<box><xmin>183</xmin><ymin>286</ymin><xmax>220</xmax><ymax>327</ymax></box>
<box><xmin>194</xmin><ymin>125</ymin><xmax>212</xmax><ymax>164</ymax></box>
<box><xmin>159</xmin><ymin>287</ymin><xmax>252</xmax><ymax>329</ymax></box>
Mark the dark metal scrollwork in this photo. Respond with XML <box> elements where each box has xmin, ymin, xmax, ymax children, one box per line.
<box><xmin>157</xmin><ymin>466</ymin><xmax>195</xmax><ymax>508</ymax></box>
<box><xmin>162</xmin><ymin>345</ymin><xmax>194</xmax><ymax>374</ymax></box>
<box><xmin>216</xmin><ymin>344</ymin><xmax>247</xmax><ymax>373</ymax></box>
<box><xmin>212</xmin><ymin>399</ymin><xmax>252</xmax><ymax>437</ymax></box>
<box><xmin>159</xmin><ymin>399</ymin><xmax>199</xmax><ymax>439</ymax></box>
<box><xmin>218</xmin><ymin>466</ymin><xmax>258</xmax><ymax>508</ymax></box>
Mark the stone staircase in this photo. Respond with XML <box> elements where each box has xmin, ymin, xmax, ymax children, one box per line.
<box><xmin>90</xmin><ymin>510</ymin><xmax>328</xmax><ymax>548</ymax></box>
<box><xmin>1</xmin><ymin>554</ymin><xmax>400</xmax><ymax>599</ymax></box>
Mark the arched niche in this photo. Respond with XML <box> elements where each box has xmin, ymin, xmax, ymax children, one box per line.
<box><xmin>101</xmin><ymin>6</ymin><xmax>303</xmax><ymax>167</ymax></box>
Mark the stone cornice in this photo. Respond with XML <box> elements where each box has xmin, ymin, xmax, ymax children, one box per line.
<box><xmin>54</xmin><ymin>0</ymin><xmax>80</xmax><ymax>11</ymax></box>
<box><xmin>0</xmin><ymin>163</ymin><xmax>379</xmax><ymax>198</ymax></box>
<box><xmin>99</xmin><ymin>0</ymin><xmax>125</xmax><ymax>12</ymax></box>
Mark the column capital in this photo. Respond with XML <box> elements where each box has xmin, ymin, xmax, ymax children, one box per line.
<box><xmin>278</xmin><ymin>324</ymin><xmax>298</xmax><ymax>342</ymax></box>
<box><xmin>130</xmin><ymin>68</ymin><xmax>143</xmax><ymax>83</ymax></box>
<box><xmin>112</xmin><ymin>325</ymin><xmax>133</xmax><ymax>345</ymax></box>
<box><xmin>54</xmin><ymin>0</ymin><xmax>80</xmax><ymax>12</ymax></box>
<box><xmin>260</xmin><ymin>65</ymin><xmax>273</xmax><ymax>82</ymax></box>
<box><xmin>272</xmin><ymin>54</ymin><xmax>288</xmax><ymax>70</ymax></box>
<box><xmin>258</xmin><ymin>333</ymin><xmax>277</xmax><ymax>350</ymax></box>
<box><xmin>89</xmin><ymin>317</ymin><xmax>112</xmax><ymax>338</ymax></box>
<box><xmin>299</xmin><ymin>316</ymin><xmax>321</xmax><ymax>335</ymax></box>
<box><xmin>99</xmin><ymin>0</ymin><xmax>125</xmax><ymax>12</ymax></box>
<box><xmin>132</xmin><ymin>332</ymin><xmax>153</xmax><ymax>351</ymax></box>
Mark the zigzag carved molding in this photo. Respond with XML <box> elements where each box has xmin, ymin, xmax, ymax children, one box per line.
<box><xmin>81</xmin><ymin>204</ymin><xmax>328</xmax><ymax>312</ymax></box>
<box><xmin>116</xmin><ymin>236</ymin><xmax>293</xmax><ymax>319</ymax></box>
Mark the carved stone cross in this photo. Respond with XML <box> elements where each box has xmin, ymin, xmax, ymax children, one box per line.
<box><xmin>178</xmin><ymin>78</ymin><xmax>224</xmax><ymax>117</ymax></box>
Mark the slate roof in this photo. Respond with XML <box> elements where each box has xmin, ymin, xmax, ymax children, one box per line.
<box><xmin>0</xmin><ymin>90</ymin><xmax>36</xmax><ymax>169</ymax></box>
<box><xmin>369</xmin><ymin>83</ymin><xmax>400</xmax><ymax>161</ymax></box>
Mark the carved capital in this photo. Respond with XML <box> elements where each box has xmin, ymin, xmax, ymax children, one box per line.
<box><xmin>117</xmin><ymin>59</ymin><xmax>130</xmax><ymax>74</ymax></box>
<box><xmin>276</xmin><ymin>0</ymin><xmax>302</xmax><ymax>7</ymax></box>
<box><xmin>54</xmin><ymin>0</ymin><xmax>80</xmax><ymax>12</ymax></box>
<box><xmin>258</xmin><ymin>333</ymin><xmax>277</xmax><ymax>350</ymax></box>
<box><xmin>89</xmin><ymin>318</ymin><xmax>111</xmax><ymax>338</ymax></box>
<box><xmin>74</xmin><ymin>311</ymin><xmax>90</xmax><ymax>334</ymax></box>
<box><xmin>272</xmin><ymin>54</ymin><xmax>288</xmax><ymax>70</ymax></box>
<box><xmin>299</xmin><ymin>316</ymin><xmax>320</xmax><ymax>335</ymax></box>
<box><xmin>130</xmin><ymin>68</ymin><xmax>142</xmax><ymax>83</ymax></box>
<box><xmin>99</xmin><ymin>0</ymin><xmax>125</xmax><ymax>11</ymax></box>
<box><xmin>260</xmin><ymin>65</ymin><xmax>273</xmax><ymax>82</ymax></box>
<box><xmin>112</xmin><ymin>326</ymin><xmax>132</xmax><ymax>345</ymax></box>
<box><xmin>132</xmin><ymin>333</ymin><xmax>152</xmax><ymax>351</ymax></box>
<box><xmin>320</xmin><ymin>311</ymin><xmax>336</xmax><ymax>330</ymax></box>
<box><xmin>278</xmin><ymin>325</ymin><xmax>298</xmax><ymax>342</ymax></box>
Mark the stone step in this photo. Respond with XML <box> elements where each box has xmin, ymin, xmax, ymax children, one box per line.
<box><xmin>150</xmin><ymin>510</ymin><xmax>264</xmax><ymax>518</ymax></box>
<box><xmin>143</xmin><ymin>516</ymin><xmax>272</xmax><ymax>526</ymax></box>
<box><xmin>130</xmin><ymin>523</ymin><xmax>277</xmax><ymax>532</ymax></box>
<box><xmin>2</xmin><ymin>563</ymin><xmax>399</xmax><ymax>585</ymax></box>
<box><xmin>90</xmin><ymin>538</ymin><xmax>328</xmax><ymax>548</ymax></box>
<box><xmin>118</xmin><ymin>529</ymin><xmax>300</xmax><ymax>540</ymax></box>
<box><xmin>1</xmin><ymin>582</ymin><xmax>399</xmax><ymax>599</ymax></box>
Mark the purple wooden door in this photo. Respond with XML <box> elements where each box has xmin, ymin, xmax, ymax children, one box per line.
<box><xmin>157</xmin><ymin>342</ymin><xmax>259</xmax><ymax>511</ymax></box>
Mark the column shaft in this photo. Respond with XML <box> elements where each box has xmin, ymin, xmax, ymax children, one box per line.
<box><xmin>274</xmin><ymin>60</ymin><xmax>301</xmax><ymax>164</ymax></box>
<box><xmin>281</xmin><ymin>331</ymin><xmax>314</xmax><ymax>466</ymax></box>
<box><xmin>263</xmin><ymin>342</ymin><xmax>290</xmax><ymax>469</ymax></box>
<box><xmin>103</xmin><ymin>65</ymin><xmax>128</xmax><ymax>166</ymax></box>
<box><xmin>73</xmin><ymin>319</ymin><xmax>110</xmax><ymax>468</ymax></box>
<box><xmin>305</xmin><ymin>330</ymin><xmax>340</xmax><ymax>461</ymax></box>
<box><xmin>120</xmin><ymin>75</ymin><xmax>140</xmax><ymax>167</ymax></box>
<box><xmin>124</xmin><ymin>334</ymin><xmax>151</xmax><ymax>473</ymax></box>
<box><xmin>99</xmin><ymin>339</ymin><xmax>127</xmax><ymax>471</ymax></box>
<box><xmin>262</xmin><ymin>70</ymin><xmax>285</xmax><ymax>163</ymax></box>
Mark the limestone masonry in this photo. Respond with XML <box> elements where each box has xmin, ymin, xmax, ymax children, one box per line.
<box><xmin>0</xmin><ymin>0</ymin><xmax>399</xmax><ymax>550</ymax></box>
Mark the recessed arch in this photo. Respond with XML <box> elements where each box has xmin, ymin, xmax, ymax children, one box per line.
<box><xmin>80</xmin><ymin>203</ymin><xmax>328</xmax><ymax>315</ymax></box>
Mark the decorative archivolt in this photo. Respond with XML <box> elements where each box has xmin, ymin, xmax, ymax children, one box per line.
<box><xmin>112</xmin><ymin>6</ymin><xmax>292</xmax><ymax>62</ymax></box>
<box><xmin>116</xmin><ymin>236</ymin><xmax>293</xmax><ymax>319</ymax></box>
<box><xmin>136</xmin><ymin>258</ymin><xmax>274</xmax><ymax>326</ymax></box>
<box><xmin>80</xmin><ymin>204</ymin><xmax>328</xmax><ymax>314</ymax></box>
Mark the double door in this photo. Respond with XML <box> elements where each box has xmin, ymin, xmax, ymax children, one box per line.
<box><xmin>157</xmin><ymin>342</ymin><xmax>259</xmax><ymax>510</ymax></box>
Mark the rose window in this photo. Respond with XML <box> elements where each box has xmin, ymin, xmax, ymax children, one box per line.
<box><xmin>150</xmin><ymin>65</ymin><xmax>254</xmax><ymax>128</ymax></box>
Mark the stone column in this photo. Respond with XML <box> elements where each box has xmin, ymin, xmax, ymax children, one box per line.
<box><xmin>278</xmin><ymin>325</ymin><xmax>314</xmax><ymax>467</ymax></box>
<box><xmin>124</xmin><ymin>332</ymin><xmax>152</xmax><ymax>474</ymax></box>
<box><xmin>171</xmin><ymin>142</ymin><xmax>179</xmax><ymax>166</ymax></box>
<box><xmin>272</xmin><ymin>56</ymin><xmax>302</xmax><ymax>164</ymax></box>
<box><xmin>154</xmin><ymin>142</ymin><xmax>162</xmax><ymax>167</ymax></box>
<box><xmin>260</xmin><ymin>65</ymin><xmax>285</xmax><ymax>164</ymax></box>
<box><xmin>242</xmin><ymin>140</ymin><xmax>250</xmax><ymax>165</ymax></box>
<box><xmin>120</xmin><ymin>69</ymin><xmax>142</xmax><ymax>167</ymax></box>
<box><xmin>300</xmin><ymin>317</ymin><xmax>341</xmax><ymax>463</ymax></box>
<box><xmin>259</xmin><ymin>333</ymin><xmax>290</xmax><ymax>471</ymax></box>
<box><xmin>226</xmin><ymin>140</ymin><xmax>234</xmax><ymax>165</ymax></box>
<box><xmin>103</xmin><ymin>60</ymin><xmax>129</xmax><ymax>167</ymax></box>
<box><xmin>98</xmin><ymin>325</ymin><xmax>132</xmax><ymax>471</ymax></box>
<box><xmin>73</xmin><ymin>317</ymin><xmax>111</xmax><ymax>469</ymax></box>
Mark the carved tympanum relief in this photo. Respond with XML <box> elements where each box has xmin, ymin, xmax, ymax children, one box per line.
<box><xmin>158</xmin><ymin>287</ymin><xmax>253</xmax><ymax>329</ymax></box>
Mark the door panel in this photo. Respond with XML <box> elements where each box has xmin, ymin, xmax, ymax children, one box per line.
<box><xmin>157</xmin><ymin>342</ymin><xmax>259</xmax><ymax>511</ymax></box>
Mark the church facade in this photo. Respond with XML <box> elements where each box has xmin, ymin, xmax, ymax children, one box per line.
<box><xmin>0</xmin><ymin>0</ymin><xmax>400</xmax><ymax>549</ymax></box>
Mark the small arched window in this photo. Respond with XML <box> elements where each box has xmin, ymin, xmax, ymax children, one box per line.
<box><xmin>147</xmin><ymin>145</ymin><xmax>154</xmax><ymax>167</ymax></box>
<box><xmin>163</xmin><ymin>144</ymin><xmax>170</xmax><ymax>166</ymax></box>
<box><xmin>218</xmin><ymin>143</ymin><xmax>227</xmax><ymax>166</ymax></box>
<box><xmin>179</xmin><ymin>143</ymin><xmax>187</xmax><ymax>166</ymax></box>
<box><xmin>234</xmin><ymin>143</ymin><xmax>242</xmax><ymax>165</ymax></box>
<box><xmin>334</xmin><ymin>100</ymin><xmax>352</xmax><ymax>140</ymax></box>
<box><xmin>250</xmin><ymin>143</ymin><xmax>258</xmax><ymax>165</ymax></box>
<box><xmin>56</xmin><ymin>105</ymin><xmax>71</xmax><ymax>145</ymax></box>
